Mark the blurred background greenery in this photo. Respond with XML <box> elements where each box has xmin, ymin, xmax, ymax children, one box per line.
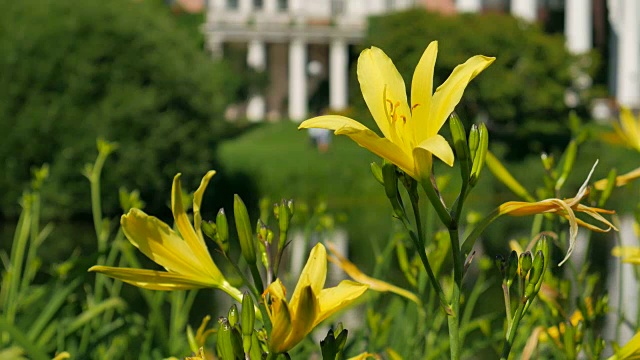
<box><xmin>1</xmin><ymin>0</ymin><xmax>638</xmax><ymax>358</ymax></box>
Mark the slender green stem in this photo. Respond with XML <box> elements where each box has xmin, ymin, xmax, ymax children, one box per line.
<box><xmin>448</xmin><ymin>227</ymin><xmax>463</xmax><ymax>360</ymax></box>
<box><xmin>500</xmin><ymin>304</ymin><xmax>524</xmax><ymax>360</ymax></box>
<box><xmin>420</xmin><ymin>178</ymin><xmax>453</xmax><ymax>227</ymax></box>
<box><xmin>502</xmin><ymin>283</ymin><xmax>512</xmax><ymax>330</ymax></box>
<box><xmin>461</xmin><ymin>207</ymin><xmax>502</xmax><ymax>256</ymax></box>
<box><xmin>399</xmin><ymin>212</ymin><xmax>451</xmax><ymax>315</ymax></box>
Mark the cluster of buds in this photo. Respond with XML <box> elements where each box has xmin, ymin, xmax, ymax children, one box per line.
<box><xmin>495</xmin><ymin>237</ymin><xmax>549</xmax><ymax>329</ymax></box>
<box><xmin>449</xmin><ymin>112</ymin><xmax>489</xmax><ymax>188</ymax></box>
<box><xmin>216</xmin><ymin>292</ymin><xmax>267</xmax><ymax>359</ymax></box>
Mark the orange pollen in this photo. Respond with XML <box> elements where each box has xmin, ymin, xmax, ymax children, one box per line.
<box><xmin>412</xmin><ymin>103</ymin><xmax>420</xmax><ymax>111</ymax></box>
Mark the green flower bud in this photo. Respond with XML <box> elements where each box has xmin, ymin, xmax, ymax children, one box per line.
<box><xmin>228</xmin><ymin>304</ymin><xmax>238</xmax><ymax>327</ymax></box>
<box><xmin>449</xmin><ymin>112</ymin><xmax>471</xmax><ymax>181</ymax></box>
<box><xmin>216</xmin><ymin>209</ymin><xmax>229</xmax><ymax>254</ymax></box>
<box><xmin>201</xmin><ymin>220</ymin><xmax>217</xmax><ymax>241</ymax></box>
<box><xmin>382</xmin><ymin>161</ymin><xmax>405</xmax><ymax>218</ymax></box>
<box><xmin>217</xmin><ymin>318</ymin><xmax>235</xmax><ymax>360</ymax></box>
<box><xmin>525</xmin><ymin>251</ymin><xmax>544</xmax><ymax>299</ymax></box>
<box><xmin>519</xmin><ymin>251</ymin><xmax>533</xmax><ymax>278</ymax></box>
<box><xmin>278</xmin><ymin>199</ymin><xmax>291</xmax><ymax>235</ymax></box>
<box><xmin>468</xmin><ymin>124</ymin><xmax>480</xmax><ymax>162</ymax></box>
<box><xmin>469</xmin><ymin>123</ymin><xmax>489</xmax><ymax>186</ymax></box>
<box><xmin>506</xmin><ymin>250</ymin><xmax>519</xmax><ymax>286</ymax></box>
<box><xmin>234</xmin><ymin>195</ymin><xmax>256</xmax><ymax>264</ymax></box>
<box><xmin>370</xmin><ymin>162</ymin><xmax>384</xmax><ymax>185</ymax></box>
<box><xmin>241</xmin><ymin>292</ymin><xmax>255</xmax><ymax>354</ymax></box>
<box><xmin>541</xmin><ymin>153</ymin><xmax>554</xmax><ymax>172</ymax></box>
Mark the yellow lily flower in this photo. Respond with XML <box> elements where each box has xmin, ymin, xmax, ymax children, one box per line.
<box><xmin>89</xmin><ymin>171</ymin><xmax>242</xmax><ymax>301</ymax></box>
<box><xmin>613</xmin><ymin>107</ymin><xmax>640</xmax><ymax>152</ymax></box>
<box><xmin>498</xmin><ymin>162</ymin><xmax>616</xmax><ymax>265</ymax></box>
<box><xmin>299</xmin><ymin>41</ymin><xmax>495</xmax><ymax>180</ymax></box>
<box><xmin>263</xmin><ymin>243</ymin><xmax>368</xmax><ymax>354</ymax></box>
<box><xmin>594</xmin><ymin>166</ymin><xmax>640</xmax><ymax>190</ymax></box>
<box><xmin>612</xmin><ymin>246</ymin><xmax>640</xmax><ymax>264</ymax></box>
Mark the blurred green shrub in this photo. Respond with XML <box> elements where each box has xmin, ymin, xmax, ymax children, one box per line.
<box><xmin>358</xmin><ymin>9</ymin><xmax>600</xmax><ymax>158</ymax></box>
<box><xmin>0</xmin><ymin>0</ymin><xmax>240</xmax><ymax>219</ymax></box>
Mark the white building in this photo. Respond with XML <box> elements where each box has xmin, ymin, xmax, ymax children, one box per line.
<box><xmin>202</xmin><ymin>0</ymin><xmax>640</xmax><ymax>121</ymax></box>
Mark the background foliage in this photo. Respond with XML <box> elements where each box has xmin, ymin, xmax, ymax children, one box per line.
<box><xmin>0</xmin><ymin>0</ymin><xmax>241</xmax><ymax>219</ymax></box>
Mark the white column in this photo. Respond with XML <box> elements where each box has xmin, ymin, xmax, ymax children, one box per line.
<box><xmin>264</xmin><ymin>0</ymin><xmax>277</xmax><ymax>12</ymax></box>
<box><xmin>288</xmin><ymin>38</ymin><xmax>308</xmax><ymax>122</ymax></box>
<box><xmin>616</xmin><ymin>0</ymin><xmax>640</xmax><ymax>107</ymax></box>
<box><xmin>511</xmin><ymin>0</ymin><xmax>537</xmax><ymax>22</ymax></box>
<box><xmin>246</xmin><ymin>40</ymin><xmax>267</xmax><ymax>122</ymax></box>
<box><xmin>456</xmin><ymin>0</ymin><xmax>481</xmax><ymax>13</ymax></box>
<box><xmin>330</xmin><ymin>39</ymin><xmax>348</xmax><ymax>111</ymax></box>
<box><xmin>239</xmin><ymin>0</ymin><xmax>252</xmax><ymax>12</ymax></box>
<box><xmin>565</xmin><ymin>0</ymin><xmax>592</xmax><ymax>53</ymax></box>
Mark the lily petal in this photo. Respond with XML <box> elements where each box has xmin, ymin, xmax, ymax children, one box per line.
<box><xmin>315</xmin><ymin>280</ymin><xmax>369</xmax><ymax>324</ymax></box>
<box><xmin>171</xmin><ymin>174</ymin><xmax>218</xmax><ymax>278</ymax></box>
<box><xmin>121</xmin><ymin>209</ymin><xmax>201</xmax><ymax>276</ymax></box>
<box><xmin>286</xmin><ymin>286</ymin><xmax>320</xmax><ymax>351</ymax></box>
<box><xmin>358</xmin><ymin>47</ymin><xmax>411</xmax><ymax>140</ymax></box>
<box><xmin>415</xmin><ymin>134</ymin><xmax>455</xmax><ymax>167</ymax></box>
<box><xmin>411</xmin><ymin>41</ymin><xmax>438</xmax><ymax>140</ymax></box>
<box><xmin>300</xmin><ymin>115</ymin><xmax>415</xmax><ymax>175</ymax></box>
<box><xmin>192</xmin><ymin>170</ymin><xmax>216</xmax><ymax>242</ymax></box>
<box><xmin>430</xmin><ymin>55</ymin><xmax>495</xmax><ymax>134</ymax></box>
<box><xmin>290</xmin><ymin>243</ymin><xmax>327</xmax><ymax>311</ymax></box>
<box><xmin>269</xmin><ymin>295</ymin><xmax>293</xmax><ymax>353</ymax></box>
<box><xmin>88</xmin><ymin>266</ymin><xmax>209</xmax><ymax>290</ymax></box>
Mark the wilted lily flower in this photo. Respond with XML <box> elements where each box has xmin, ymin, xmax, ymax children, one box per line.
<box><xmin>263</xmin><ymin>243</ymin><xmax>368</xmax><ymax>354</ymax></box>
<box><xmin>498</xmin><ymin>162</ymin><xmax>616</xmax><ymax>265</ymax></box>
<box><xmin>89</xmin><ymin>171</ymin><xmax>242</xmax><ymax>301</ymax></box>
<box><xmin>299</xmin><ymin>41</ymin><xmax>494</xmax><ymax>180</ymax></box>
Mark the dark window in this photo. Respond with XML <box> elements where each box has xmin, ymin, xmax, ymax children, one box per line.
<box><xmin>227</xmin><ymin>0</ymin><xmax>239</xmax><ymax>9</ymax></box>
<box><xmin>253</xmin><ymin>0</ymin><xmax>263</xmax><ymax>9</ymax></box>
<box><xmin>277</xmin><ymin>0</ymin><xmax>287</xmax><ymax>11</ymax></box>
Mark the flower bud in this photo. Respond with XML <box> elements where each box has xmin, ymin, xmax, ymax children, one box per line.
<box><xmin>449</xmin><ymin>113</ymin><xmax>471</xmax><ymax>181</ymax></box>
<box><xmin>525</xmin><ymin>251</ymin><xmax>544</xmax><ymax>299</ymax></box>
<box><xmin>228</xmin><ymin>304</ymin><xmax>238</xmax><ymax>327</ymax></box>
<box><xmin>217</xmin><ymin>318</ymin><xmax>235</xmax><ymax>360</ymax></box>
<box><xmin>370</xmin><ymin>162</ymin><xmax>384</xmax><ymax>185</ymax></box>
<box><xmin>201</xmin><ymin>220</ymin><xmax>217</xmax><ymax>241</ymax></box>
<box><xmin>468</xmin><ymin>124</ymin><xmax>479</xmax><ymax>162</ymax></box>
<box><xmin>519</xmin><ymin>251</ymin><xmax>533</xmax><ymax>278</ymax></box>
<box><xmin>241</xmin><ymin>292</ymin><xmax>255</xmax><ymax>354</ymax></box>
<box><xmin>469</xmin><ymin>123</ymin><xmax>489</xmax><ymax>187</ymax></box>
<box><xmin>216</xmin><ymin>209</ymin><xmax>229</xmax><ymax>254</ymax></box>
<box><xmin>234</xmin><ymin>195</ymin><xmax>256</xmax><ymax>264</ymax></box>
<box><xmin>506</xmin><ymin>250</ymin><xmax>519</xmax><ymax>286</ymax></box>
<box><xmin>278</xmin><ymin>199</ymin><xmax>292</xmax><ymax>235</ymax></box>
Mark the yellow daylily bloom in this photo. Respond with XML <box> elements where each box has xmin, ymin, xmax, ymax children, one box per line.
<box><xmin>608</xmin><ymin>331</ymin><xmax>640</xmax><ymax>360</ymax></box>
<box><xmin>299</xmin><ymin>41</ymin><xmax>495</xmax><ymax>180</ymax></box>
<box><xmin>612</xmin><ymin>246</ymin><xmax>640</xmax><ymax>264</ymax></box>
<box><xmin>498</xmin><ymin>162</ymin><xmax>617</xmax><ymax>265</ymax></box>
<box><xmin>326</xmin><ymin>242</ymin><xmax>420</xmax><ymax>305</ymax></box>
<box><xmin>263</xmin><ymin>243</ymin><xmax>368</xmax><ymax>354</ymax></box>
<box><xmin>614</xmin><ymin>107</ymin><xmax>640</xmax><ymax>152</ymax></box>
<box><xmin>594</xmin><ymin>166</ymin><xmax>640</xmax><ymax>190</ymax></box>
<box><xmin>89</xmin><ymin>171</ymin><xmax>242</xmax><ymax>301</ymax></box>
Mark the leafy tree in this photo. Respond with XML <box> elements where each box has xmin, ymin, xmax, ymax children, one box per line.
<box><xmin>0</xmin><ymin>0</ymin><xmax>241</xmax><ymax>218</ymax></box>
